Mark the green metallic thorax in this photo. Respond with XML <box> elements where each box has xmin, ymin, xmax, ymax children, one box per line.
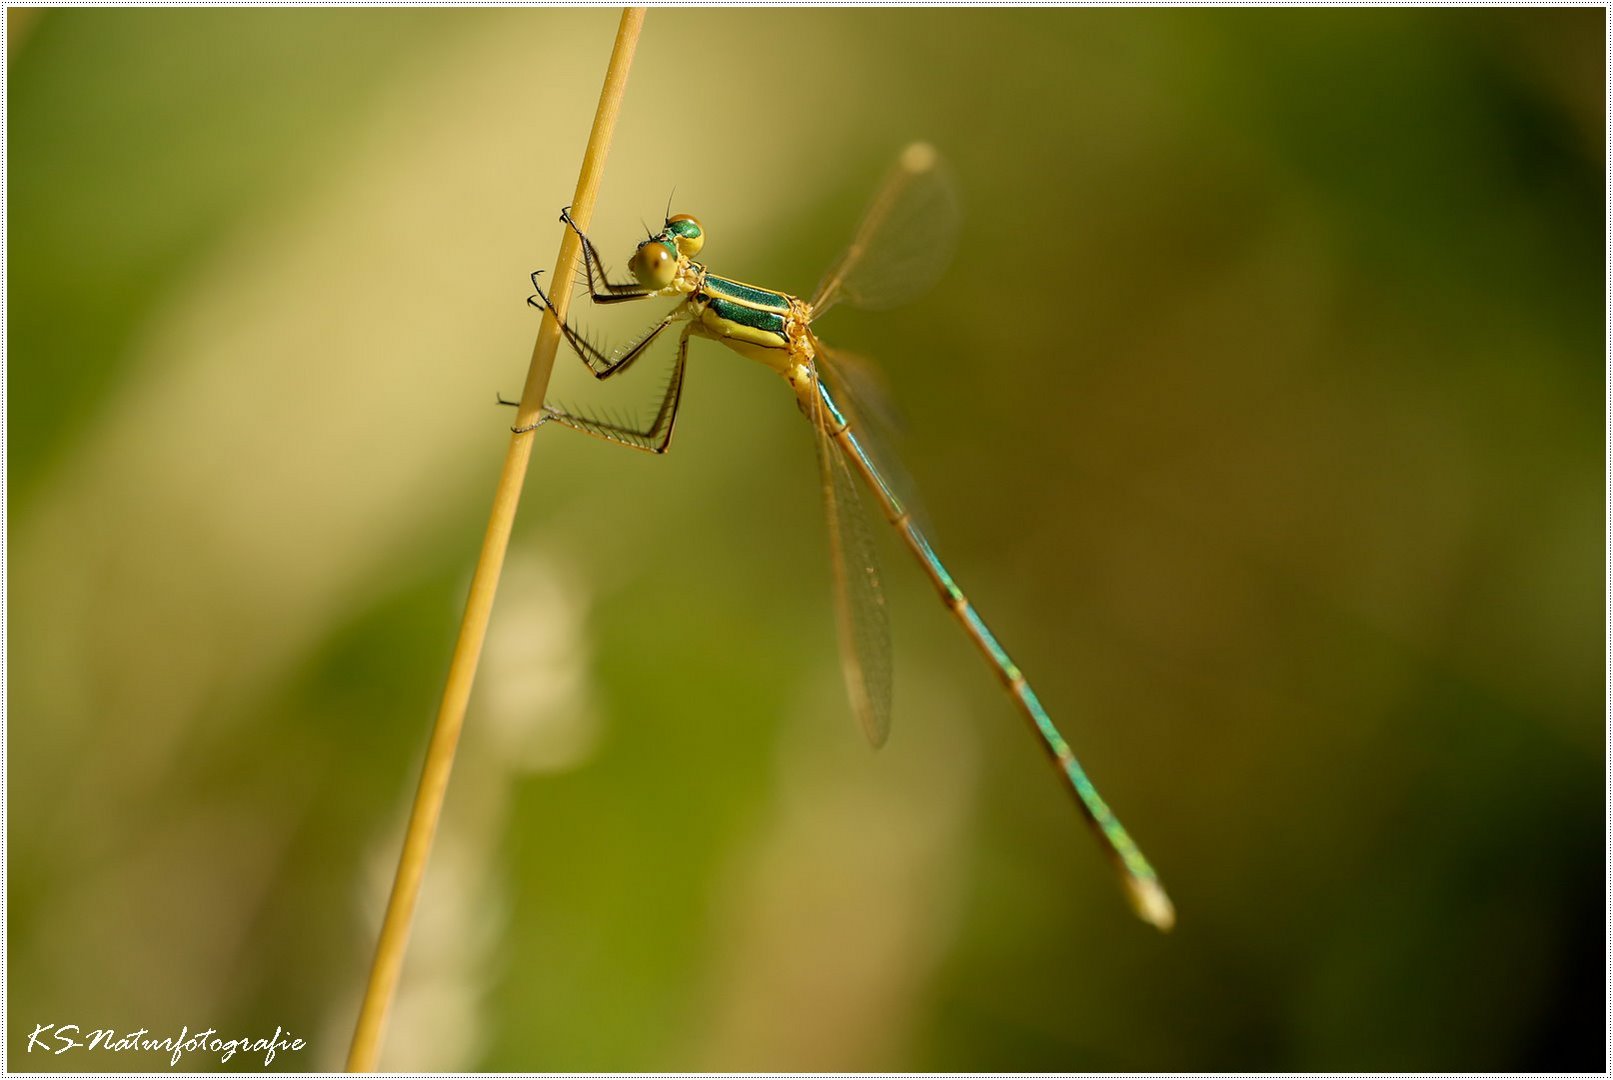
<box><xmin>691</xmin><ymin>271</ymin><xmax>796</xmax><ymax>365</ymax></box>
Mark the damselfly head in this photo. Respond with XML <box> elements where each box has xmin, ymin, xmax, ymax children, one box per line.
<box><xmin>629</xmin><ymin>213</ymin><xmax>704</xmax><ymax>289</ymax></box>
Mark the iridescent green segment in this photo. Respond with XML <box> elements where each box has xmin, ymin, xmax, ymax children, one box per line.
<box><xmin>707</xmin><ymin>275</ymin><xmax>791</xmax><ymax>310</ymax></box>
<box><xmin>667</xmin><ymin>218</ymin><xmax>702</xmax><ymax>242</ymax></box>
<box><xmin>844</xmin><ymin>429</ymin><xmax>902</xmax><ymax>511</ymax></box>
<box><xmin>816</xmin><ymin>379</ymin><xmax>850</xmax><ymax>428</ymax></box>
<box><xmin>909</xmin><ymin>530</ymin><xmax>961</xmax><ymax>603</ymax></box>
<box><xmin>708</xmin><ymin>296</ymin><xmax>787</xmax><ymax>338</ymax></box>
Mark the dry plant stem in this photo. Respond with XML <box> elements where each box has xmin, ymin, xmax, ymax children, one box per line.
<box><xmin>345</xmin><ymin>9</ymin><xmax>646</xmax><ymax>1071</ymax></box>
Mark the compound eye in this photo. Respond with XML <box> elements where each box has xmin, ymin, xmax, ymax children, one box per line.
<box><xmin>629</xmin><ymin>240</ymin><xmax>677</xmax><ymax>288</ymax></box>
<box><xmin>666</xmin><ymin>213</ymin><xmax>704</xmax><ymax>257</ymax></box>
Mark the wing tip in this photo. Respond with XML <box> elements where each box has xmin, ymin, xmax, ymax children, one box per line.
<box><xmin>862</xmin><ymin>715</ymin><xmax>891</xmax><ymax>750</ymax></box>
<box><xmin>901</xmin><ymin>141</ymin><xmax>940</xmax><ymax>175</ymax></box>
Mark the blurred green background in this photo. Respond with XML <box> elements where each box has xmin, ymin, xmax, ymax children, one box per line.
<box><xmin>8</xmin><ymin>8</ymin><xmax>1602</xmax><ymax>1071</ymax></box>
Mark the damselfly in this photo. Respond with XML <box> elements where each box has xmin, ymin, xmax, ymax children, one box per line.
<box><xmin>517</xmin><ymin>144</ymin><xmax>1173</xmax><ymax>930</ymax></box>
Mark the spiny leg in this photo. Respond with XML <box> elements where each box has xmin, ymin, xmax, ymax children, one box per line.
<box><xmin>529</xmin><ymin>272</ymin><xmax>683</xmax><ymax>380</ymax></box>
<box><xmin>558</xmin><ymin>206</ymin><xmax>654</xmax><ymax>304</ymax></box>
<box><xmin>505</xmin><ymin>325</ymin><xmax>692</xmax><ymax>455</ymax></box>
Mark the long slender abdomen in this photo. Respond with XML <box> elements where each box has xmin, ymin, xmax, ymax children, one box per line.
<box><xmin>827</xmin><ymin>405</ymin><xmax>1174</xmax><ymax>930</ymax></box>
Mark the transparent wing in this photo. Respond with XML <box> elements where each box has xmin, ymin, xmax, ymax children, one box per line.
<box><xmin>813</xmin><ymin>336</ymin><xmax>934</xmax><ymax>539</ymax></box>
<box><xmin>810</xmin><ymin>142</ymin><xmax>962</xmax><ymax>320</ymax></box>
<box><xmin>812</xmin><ymin>342</ymin><xmax>905</xmax><ymax>440</ymax></box>
<box><xmin>808</xmin><ymin>365</ymin><xmax>894</xmax><ymax>748</ymax></box>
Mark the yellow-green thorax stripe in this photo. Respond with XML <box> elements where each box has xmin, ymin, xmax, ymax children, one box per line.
<box><xmin>699</xmin><ymin>273</ymin><xmax>793</xmax><ymax>353</ymax></box>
